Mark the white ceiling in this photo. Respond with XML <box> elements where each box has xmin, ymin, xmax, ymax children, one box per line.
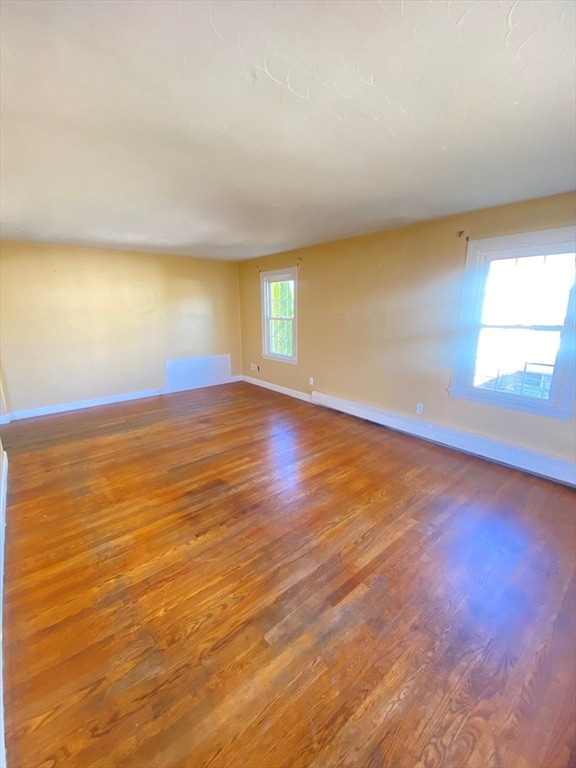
<box><xmin>0</xmin><ymin>0</ymin><xmax>575</xmax><ymax>260</ymax></box>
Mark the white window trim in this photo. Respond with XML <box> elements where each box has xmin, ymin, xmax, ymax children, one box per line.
<box><xmin>260</xmin><ymin>267</ymin><xmax>298</xmax><ymax>364</ymax></box>
<box><xmin>450</xmin><ymin>226</ymin><xmax>576</xmax><ymax>420</ymax></box>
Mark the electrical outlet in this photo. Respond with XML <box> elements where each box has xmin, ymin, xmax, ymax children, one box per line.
<box><xmin>250</xmin><ymin>363</ymin><xmax>255</xmax><ymax>371</ymax></box>
<box><xmin>416</xmin><ymin>403</ymin><xmax>424</xmax><ymax>415</ymax></box>
<box><xmin>309</xmin><ymin>376</ymin><xmax>314</xmax><ymax>386</ymax></box>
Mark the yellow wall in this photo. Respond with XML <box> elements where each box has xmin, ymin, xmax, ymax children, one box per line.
<box><xmin>239</xmin><ymin>192</ymin><xmax>576</xmax><ymax>462</ymax></box>
<box><xmin>0</xmin><ymin>242</ymin><xmax>241</xmax><ymax>412</ymax></box>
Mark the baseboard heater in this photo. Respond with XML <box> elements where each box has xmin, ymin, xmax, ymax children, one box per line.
<box><xmin>310</xmin><ymin>390</ymin><xmax>575</xmax><ymax>486</ymax></box>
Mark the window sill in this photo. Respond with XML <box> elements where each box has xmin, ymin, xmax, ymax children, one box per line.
<box><xmin>262</xmin><ymin>354</ymin><xmax>298</xmax><ymax>365</ymax></box>
<box><xmin>449</xmin><ymin>387</ymin><xmax>574</xmax><ymax>420</ymax></box>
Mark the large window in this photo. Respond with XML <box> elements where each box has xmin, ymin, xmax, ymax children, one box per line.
<box><xmin>261</xmin><ymin>268</ymin><xmax>297</xmax><ymax>363</ymax></box>
<box><xmin>451</xmin><ymin>227</ymin><xmax>575</xmax><ymax>419</ymax></box>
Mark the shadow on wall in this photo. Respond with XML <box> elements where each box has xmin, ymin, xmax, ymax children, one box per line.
<box><xmin>0</xmin><ymin>373</ymin><xmax>9</xmax><ymax>418</ymax></box>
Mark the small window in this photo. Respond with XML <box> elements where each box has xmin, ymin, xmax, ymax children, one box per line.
<box><xmin>261</xmin><ymin>268</ymin><xmax>297</xmax><ymax>363</ymax></box>
<box><xmin>451</xmin><ymin>227</ymin><xmax>575</xmax><ymax>419</ymax></box>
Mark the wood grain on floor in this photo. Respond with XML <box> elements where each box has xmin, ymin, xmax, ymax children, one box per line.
<box><xmin>2</xmin><ymin>382</ymin><xmax>575</xmax><ymax>768</ymax></box>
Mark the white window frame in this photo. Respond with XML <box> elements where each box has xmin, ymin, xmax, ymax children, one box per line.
<box><xmin>450</xmin><ymin>226</ymin><xmax>575</xmax><ymax>420</ymax></box>
<box><xmin>261</xmin><ymin>267</ymin><xmax>298</xmax><ymax>364</ymax></box>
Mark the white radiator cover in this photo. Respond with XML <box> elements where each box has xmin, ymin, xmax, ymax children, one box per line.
<box><xmin>162</xmin><ymin>355</ymin><xmax>233</xmax><ymax>394</ymax></box>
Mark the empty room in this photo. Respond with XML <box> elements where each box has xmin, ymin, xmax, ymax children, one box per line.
<box><xmin>0</xmin><ymin>1</ymin><xmax>575</xmax><ymax>767</ymax></box>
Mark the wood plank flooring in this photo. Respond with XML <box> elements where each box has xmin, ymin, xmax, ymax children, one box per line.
<box><xmin>1</xmin><ymin>382</ymin><xmax>575</xmax><ymax>768</ymax></box>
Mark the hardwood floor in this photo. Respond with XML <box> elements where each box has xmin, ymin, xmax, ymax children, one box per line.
<box><xmin>1</xmin><ymin>382</ymin><xmax>575</xmax><ymax>768</ymax></box>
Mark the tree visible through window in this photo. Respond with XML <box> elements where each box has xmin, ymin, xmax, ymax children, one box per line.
<box><xmin>261</xmin><ymin>268</ymin><xmax>297</xmax><ymax>362</ymax></box>
<box><xmin>451</xmin><ymin>227</ymin><xmax>575</xmax><ymax>419</ymax></box>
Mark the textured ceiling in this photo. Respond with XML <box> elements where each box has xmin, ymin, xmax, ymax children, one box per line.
<box><xmin>0</xmin><ymin>0</ymin><xmax>575</xmax><ymax>260</ymax></box>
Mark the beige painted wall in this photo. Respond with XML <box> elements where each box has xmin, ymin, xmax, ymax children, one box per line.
<box><xmin>0</xmin><ymin>241</ymin><xmax>241</xmax><ymax>412</ymax></box>
<box><xmin>239</xmin><ymin>192</ymin><xmax>576</xmax><ymax>462</ymax></box>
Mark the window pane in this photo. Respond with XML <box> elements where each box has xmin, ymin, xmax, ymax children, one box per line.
<box><xmin>270</xmin><ymin>280</ymin><xmax>294</xmax><ymax>318</ymax></box>
<box><xmin>473</xmin><ymin>328</ymin><xmax>560</xmax><ymax>399</ymax></box>
<box><xmin>482</xmin><ymin>253</ymin><xmax>575</xmax><ymax>326</ymax></box>
<box><xmin>269</xmin><ymin>319</ymin><xmax>293</xmax><ymax>356</ymax></box>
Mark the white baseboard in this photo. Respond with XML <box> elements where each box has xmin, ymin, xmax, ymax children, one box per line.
<box><xmin>1</xmin><ymin>374</ymin><xmax>245</xmax><ymax>424</ymax></box>
<box><xmin>160</xmin><ymin>375</ymin><xmax>243</xmax><ymax>394</ymax></box>
<box><xmin>7</xmin><ymin>388</ymin><xmax>162</xmax><ymax>422</ymax></box>
<box><xmin>241</xmin><ymin>376</ymin><xmax>312</xmax><ymax>403</ymax></box>
<box><xmin>0</xmin><ymin>451</ymin><xmax>7</xmax><ymax>768</ymax></box>
<box><xmin>311</xmin><ymin>390</ymin><xmax>575</xmax><ymax>486</ymax></box>
<box><xmin>3</xmin><ymin>375</ymin><xmax>573</xmax><ymax>485</ymax></box>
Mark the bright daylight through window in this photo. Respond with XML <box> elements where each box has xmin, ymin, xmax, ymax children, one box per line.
<box><xmin>261</xmin><ymin>268</ymin><xmax>297</xmax><ymax>363</ymax></box>
<box><xmin>451</xmin><ymin>227</ymin><xmax>575</xmax><ymax>419</ymax></box>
